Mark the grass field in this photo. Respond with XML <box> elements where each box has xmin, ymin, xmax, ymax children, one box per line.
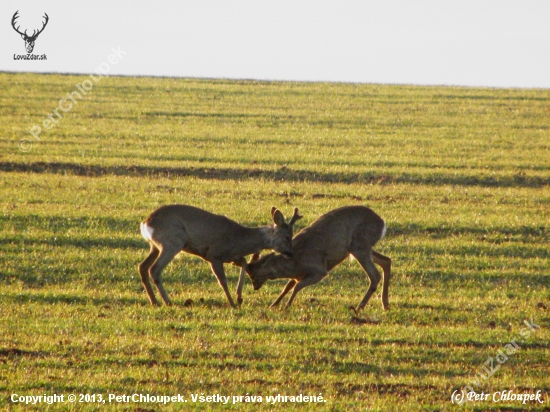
<box><xmin>0</xmin><ymin>72</ymin><xmax>549</xmax><ymax>411</ymax></box>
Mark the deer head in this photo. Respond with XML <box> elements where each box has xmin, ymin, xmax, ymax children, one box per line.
<box><xmin>246</xmin><ymin>252</ymin><xmax>296</xmax><ymax>290</ymax></box>
<box><xmin>270</xmin><ymin>207</ymin><xmax>302</xmax><ymax>257</ymax></box>
<box><xmin>12</xmin><ymin>11</ymin><xmax>49</xmax><ymax>54</ymax></box>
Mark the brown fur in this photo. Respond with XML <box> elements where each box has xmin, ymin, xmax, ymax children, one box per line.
<box><xmin>139</xmin><ymin>205</ymin><xmax>302</xmax><ymax>307</ymax></box>
<box><xmin>246</xmin><ymin>206</ymin><xmax>391</xmax><ymax>311</ymax></box>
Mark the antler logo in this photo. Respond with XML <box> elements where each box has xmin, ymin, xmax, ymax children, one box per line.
<box><xmin>11</xmin><ymin>11</ymin><xmax>49</xmax><ymax>54</ymax></box>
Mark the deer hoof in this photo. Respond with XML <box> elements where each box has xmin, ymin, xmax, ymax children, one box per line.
<box><xmin>348</xmin><ymin>305</ymin><xmax>358</xmax><ymax>315</ymax></box>
<box><xmin>237</xmin><ymin>297</ymin><xmax>243</xmax><ymax>306</ymax></box>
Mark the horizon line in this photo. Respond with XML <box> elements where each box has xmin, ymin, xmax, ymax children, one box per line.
<box><xmin>1</xmin><ymin>70</ymin><xmax>549</xmax><ymax>92</ymax></box>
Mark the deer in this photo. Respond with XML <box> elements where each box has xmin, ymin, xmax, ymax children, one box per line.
<box><xmin>11</xmin><ymin>11</ymin><xmax>49</xmax><ymax>54</ymax></box>
<box><xmin>245</xmin><ymin>205</ymin><xmax>391</xmax><ymax>312</ymax></box>
<box><xmin>139</xmin><ymin>204</ymin><xmax>302</xmax><ymax>308</ymax></box>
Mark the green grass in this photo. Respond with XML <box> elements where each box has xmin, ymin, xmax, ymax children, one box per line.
<box><xmin>0</xmin><ymin>72</ymin><xmax>549</xmax><ymax>411</ymax></box>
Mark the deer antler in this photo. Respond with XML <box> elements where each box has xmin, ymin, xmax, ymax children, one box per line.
<box><xmin>288</xmin><ymin>207</ymin><xmax>303</xmax><ymax>226</ymax></box>
<box><xmin>11</xmin><ymin>11</ymin><xmax>49</xmax><ymax>40</ymax></box>
<box><xmin>31</xmin><ymin>13</ymin><xmax>49</xmax><ymax>39</ymax></box>
<box><xmin>11</xmin><ymin>11</ymin><xmax>26</xmax><ymax>37</ymax></box>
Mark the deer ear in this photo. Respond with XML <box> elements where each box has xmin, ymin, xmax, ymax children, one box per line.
<box><xmin>270</xmin><ymin>206</ymin><xmax>277</xmax><ymax>218</ymax></box>
<box><xmin>272</xmin><ymin>209</ymin><xmax>285</xmax><ymax>227</ymax></box>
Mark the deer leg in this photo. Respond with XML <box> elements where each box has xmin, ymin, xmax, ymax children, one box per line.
<box><xmin>234</xmin><ymin>257</ymin><xmax>247</xmax><ymax>307</ymax></box>
<box><xmin>210</xmin><ymin>261</ymin><xmax>237</xmax><ymax>308</ymax></box>
<box><xmin>351</xmin><ymin>251</ymin><xmax>381</xmax><ymax>313</ymax></box>
<box><xmin>138</xmin><ymin>244</ymin><xmax>160</xmax><ymax>306</ymax></box>
<box><xmin>372</xmin><ymin>250</ymin><xmax>392</xmax><ymax>310</ymax></box>
<box><xmin>149</xmin><ymin>244</ymin><xmax>182</xmax><ymax>306</ymax></box>
<box><xmin>284</xmin><ymin>274</ymin><xmax>327</xmax><ymax>309</ymax></box>
<box><xmin>270</xmin><ymin>279</ymin><xmax>297</xmax><ymax>308</ymax></box>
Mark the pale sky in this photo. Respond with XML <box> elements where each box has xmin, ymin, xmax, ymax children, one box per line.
<box><xmin>1</xmin><ymin>0</ymin><xmax>549</xmax><ymax>88</ymax></box>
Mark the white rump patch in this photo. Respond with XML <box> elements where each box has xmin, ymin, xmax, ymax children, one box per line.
<box><xmin>380</xmin><ymin>221</ymin><xmax>387</xmax><ymax>240</ymax></box>
<box><xmin>140</xmin><ymin>222</ymin><xmax>154</xmax><ymax>241</ymax></box>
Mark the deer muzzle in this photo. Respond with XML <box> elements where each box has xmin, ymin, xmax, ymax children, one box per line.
<box><xmin>25</xmin><ymin>41</ymin><xmax>35</xmax><ymax>53</ymax></box>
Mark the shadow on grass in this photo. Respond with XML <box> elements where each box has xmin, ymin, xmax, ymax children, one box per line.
<box><xmin>141</xmin><ymin>111</ymin><xmax>276</xmax><ymax>119</ymax></box>
<box><xmin>6</xmin><ymin>292</ymin><xmax>144</xmax><ymax>307</ymax></box>
<box><xmin>0</xmin><ymin>348</ymin><xmax>47</xmax><ymax>358</ymax></box>
<box><xmin>4</xmin><ymin>289</ymin><xmax>238</xmax><ymax>310</ymax></box>
<box><xmin>389</xmin><ymin>223</ymin><xmax>548</xmax><ymax>238</ymax></box>
<box><xmin>391</xmin><ymin>243</ymin><xmax>549</xmax><ymax>260</ymax></box>
<box><xmin>0</xmin><ymin>215</ymin><xmax>136</xmax><ymax>232</ymax></box>
<box><xmin>330</xmin><ymin>362</ymin><xmax>475</xmax><ymax>379</ymax></box>
<box><xmin>2</xmin><ymin>161</ymin><xmax>549</xmax><ymax>188</ymax></box>
<box><xmin>1</xmin><ymin>235</ymin><xmax>142</xmax><ymax>250</ymax></box>
<box><xmin>354</xmin><ymin>338</ymin><xmax>549</xmax><ymax>350</ymax></box>
<box><xmin>415</xmin><ymin>271</ymin><xmax>550</xmax><ymax>287</ymax></box>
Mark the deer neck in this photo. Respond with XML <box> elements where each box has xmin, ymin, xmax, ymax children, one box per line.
<box><xmin>254</xmin><ymin>225</ymin><xmax>275</xmax><ymax>250</ymax></box>
<box><xmin>233</xmin><ymin>225</ymin><xmax>274</xmax><ymax>256</ymax></box>
<box><xmin>267</xmin><ymin>255</ymin><xmax>297</xmax><ymax>281</ymax></box>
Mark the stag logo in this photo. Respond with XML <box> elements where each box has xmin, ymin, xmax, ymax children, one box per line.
<box><xmin>11</xmin><ymin>11</ymin><xmax>49</xmax><ymax>54</ymax></box>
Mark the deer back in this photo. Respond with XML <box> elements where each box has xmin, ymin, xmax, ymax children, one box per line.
<box><xmin>292</xmin><ymin>206</ymin><xmax>385</xmax><ymax>266</ymax></box>
<box><xmin>142</xmin><ymin>205</ymin><xmax>300</xmax><ymax>262</ymax></box>
<box><xmin>143</xmin><ymin>205</ymin><xmax>258</xmax><ymax>256</ymax></box>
